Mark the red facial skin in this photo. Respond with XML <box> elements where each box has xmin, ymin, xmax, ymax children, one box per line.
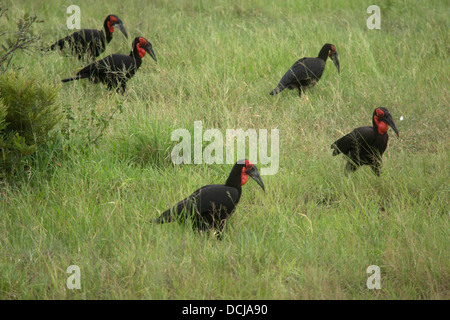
<box><xmin>329</xmin><ymin>45</ymin><xmax>336</xmax><ymax>56</ymax></box>
<box><xmin>107</xmin><ymin>16</ymin><xmax>118</xmax><ymax>34</ymax></box>
<box><xmin>241</xmin><ymin>160</ymin><xmax>254</xmax><ymax>186</ymax></box>
<box><xmin>136</xmin><ymin>37</ymin><xmax>148</xmax><ymax>58</ymax></box>
<box><xmin>374</xmin><ymin>108</ymin><xmax>389</xmax><ymax>135</ymax></box>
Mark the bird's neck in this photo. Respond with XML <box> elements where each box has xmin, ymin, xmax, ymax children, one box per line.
<box><xmin>129</xmin><ymin>49</ymin><xmax>143</xmax><ymax>67</ymax></box>
<box><xmin>225</xmin><ymin>165</ymin><xmax>244</xmax><ymax>191</ymax></box>
<box><xmin>101</xmin><ymin>28</ymin><xmax>112</xmax><ymax>43</ymax></box>
<box><xmin>225</xmin><ymin>175</ymin><xmax>243</xmax><ymax>191</ymax></box>
<box><xmin>102</xmin><ymin>21</ymin><xmax>114</xmax><ymax>43</ymax></box>
<box><xmin>318</xmin><ymin>46</ymin><xmax>329</xmax><ymax>62</ymax></box>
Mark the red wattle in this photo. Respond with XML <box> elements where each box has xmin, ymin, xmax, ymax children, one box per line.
<box><xmin>136</xmin><ymin>44</ymin><xmax>146</xmax><ymax>58</ymax></box>
<box><xmin>241</xmin><ymin>167</ymin><xmax>248</xmax><ymax>186</ymax></box>
<box><xmin>376</xmin><ymin>108</ymin><xmax>385</xmax><ymax>118</ymax></box>
<box><xmin>377</xmin><ymin>121</ymin><xmax>389</xmax><ymax>135</ymax></box>
<box><xmin>107</xmin><ymin>21</ymin><xmax>114</xmax><ymax>34</ymax></box>
<box><xmin>374</xmin><ymin>116</ymin><xmax>388</xmax><ymax>135</ymax></box>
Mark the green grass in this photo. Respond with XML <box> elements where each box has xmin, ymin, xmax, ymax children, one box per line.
<box><xmin>0</xmin><ymin>0</ymin><xmax>449</xmax><ymax>299</ymax></box>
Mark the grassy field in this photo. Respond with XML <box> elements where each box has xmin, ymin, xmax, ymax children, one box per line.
<box><xmin>0</xmin><ymin>0</ymin><xmax>448</xmax><ymax>299</ymax></box>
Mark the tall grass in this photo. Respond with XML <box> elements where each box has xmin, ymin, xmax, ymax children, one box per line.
<box><xmin>0</xmin><ymin>0</ymin><xmax>448</xmax><ymax>299</ymax></box>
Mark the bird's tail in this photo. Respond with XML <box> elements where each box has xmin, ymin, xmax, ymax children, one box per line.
<box><xmin>40</xmin><ymin>40</ymin><xmax>62</xmax><ymax>53</ymax></box>
<box><xmin>269</xmin><ymin>85</ymin><xmax>284</xmax><ymax>95</ymax></box>
<box><xmin>61</xmin><ymin>73</ymin><xmax>88</xmax><ymax>83</ymax></box>
<box><xmin>331</xmin><ymin>143</ymin><xmax>341</xmax><ymax>156</ymax></box>
<box><xmin>61</xmin><ymin>76</ymin><xmax>80</xmax><ymax>83</ymax></box>
<box><xmin>49</xmin><ymin>39</ymin><xmax>65</xmax><ymax>51</ymax></box>
<box><xmin>152</xmin><ymin>209</ymin><xmax>174</xmax><ymax>224</ymax></box>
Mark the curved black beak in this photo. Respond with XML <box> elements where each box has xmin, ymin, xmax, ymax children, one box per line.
<box><xmin>330</xmin><ymin>52</ymin><xmax>340</xmax><ymax>74</ymax></box>
<box><xmin>144</xmin><ymin>43</ymin><xmax>157</xmax><ymax>63</ymax></box>
<box><xmin>246</xmin><ymin>165</ymin><xmax>265</xmax><ymax>192</ymax></box>
<box><xmin>115</xmin><ymin>20</ymin><xmax>128</xmax><ymax>39</ymax></box>
<box><xmin>385</xmin><ymin>114</ymin><xmax>399</xmax><ymax>137</ymax></box>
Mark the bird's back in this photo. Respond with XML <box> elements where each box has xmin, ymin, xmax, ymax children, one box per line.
<box><xmin>71</xmin><ymin>29</ymin><xmax>104</xmax><ymax>42</ymax></box>
<box><xmin>77</xmin><ymin>54</ymin><xmax>135</xmax><ymax>78</ymax></box>
<box><xmin>54</xmin><ymin>29</ymin><xmax>105</xmax><ymax>58</ymax></box>
<box><xmin>332</xmin><ymin>125</ymin><xmax>389</xmax><ymax>166</ymax></box>
<box><xmin>293</xmin><ymin>57</ymin><xmax>326</xmax><ymax>79</ymax></box>
<box><xmin>332</xmin><ymin>126</ymin><xmax>375</xmax><ymax>155</ymax></box>
<box><xmin>273</xmin><ymin>57</ymin><xmax>326</xmax><ymax>93</ymax></box>
<box><xmin>156</xmin><ymin>184</ymin><xmax>240</xmax><ymax>226</ymax></box>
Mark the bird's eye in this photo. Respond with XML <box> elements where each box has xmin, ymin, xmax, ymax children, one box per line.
<box><xmin>139</xmin><ymin>38</ymin><xmax>147</xmax><ymax>46</ymax></box>
<box><xmin>376</xmin><ymin>109</ymin><xmax>385</xmax><ymax>118</ymax></box>
<box><xmin>245</xmin><ymin>161</ymin><xmax>253</xmax><ymax>170</ymax></box>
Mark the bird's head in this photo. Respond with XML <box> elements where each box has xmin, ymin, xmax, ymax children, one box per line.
<box><xmin>105</xmin><ymin>15</ymin><xmax>128</xmax><ymax>39</ymax></box>
<box><xmin>238</xmin><ymin>160</ymin><xmax>265</xmax><ymax>191</ymax></box>
<box><xmin>133</xmin><ymin>37</ymin><xmax>157</xmax><ymax>62</ymax></box>
<box><xmin>326</xmin><ymin>44</ymin><xmax>340</xmax><ymax>74</ymax></box>
<box><xmin>372</xmin><ymin>107</ymin><xmax>399</xmax><ymax>137</ymax></box>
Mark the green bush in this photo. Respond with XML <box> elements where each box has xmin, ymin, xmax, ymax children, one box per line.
<box><xmin>0</xmin><ymin>71</ymin><xmax>61</xmax><ymax>174</ymax></box>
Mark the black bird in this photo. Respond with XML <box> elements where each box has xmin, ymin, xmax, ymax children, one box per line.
<box><xmin>61</xmin><ymin>37</ymin><xmax>157</xmax><ymax>92</ymax></box>
<box><xmin>331</xmin><ymin>107</ymin><xmax>399</xmax><ymax>176</ymax></box>
<box><xmin>50</xmin><ymin>14</ymin><xmax>128</xmax><ymax>60</ymax></box>
<box><xmin>270</xmin><ymin>43</ymin><xmax>340</xmax><ymax>98</ymax></box>
<box><xmin>154</xmin><ymin>160</ymin><xmax>265</xmax><ymax>239</ymax></box>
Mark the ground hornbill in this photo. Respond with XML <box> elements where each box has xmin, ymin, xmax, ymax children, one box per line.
<box><xmin>50</xmin><ymin>14</ymin><xmax>128</xmax><ymax>60</ymax></box>
<box><xmin>61</xmin><ymin>37</ymin><xmax>157</xmax><ymax>92</ymax></box>
<box><xmin>331</xmin><ymin>107</ymin><xmax>399</xmax><ymax>176</ymax></box>
<box><xmin>270</xmin><ymin>43</ymin><xmax>340</xmax><ymax>98</ymax></box>
<box><xmin>154</xmin><ymin>160</ymin><xmax>265</xmax><ymax>239</ymax></box>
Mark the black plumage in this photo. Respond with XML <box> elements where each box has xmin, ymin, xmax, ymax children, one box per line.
<box><xmin>331</xmin><ymin>107</ymin><xmax>399</xmax><ymax>176</ymax></box>
<box><xmin>154</xmin><ymin>160</ymin><xmax>265</xmax><ymax>239</ymax></box>
<box><xmin>61</xmin><ymin>37</ymin><xmax>157</xmax><ymax>92</ymax></box>
<box><xmin>50</xmin><ymin>14</ymin><xmax>128</xmax><ymax>60</ymax></box>
<box><xmin>270</xmin><ymin>43</ymin><xmax>340</xmax><ymax>98</ymax></box>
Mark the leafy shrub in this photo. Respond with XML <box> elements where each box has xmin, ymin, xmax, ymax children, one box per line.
<box><xmin>0</xmin><ymin>71</ymin><xmax>61</xmax><ymax>174</ymax></box>
<box><xmin>0</xmin><ymin>8</ymin><xmax>43</xmax><ymax>72</ymax></box>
